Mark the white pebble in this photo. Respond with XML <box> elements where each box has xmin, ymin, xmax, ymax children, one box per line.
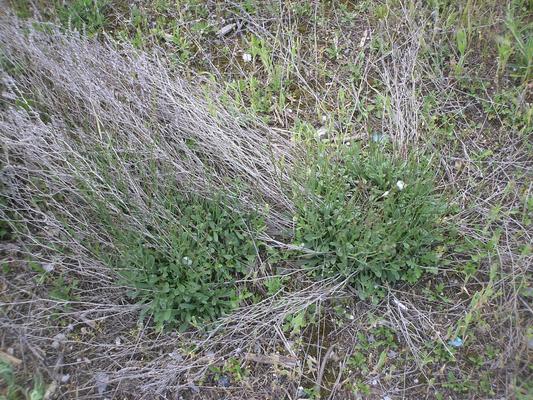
<box><xmin>396</xmin><ymin>180</ymin><xmax>405</xmax><ymax>190</ymax></box>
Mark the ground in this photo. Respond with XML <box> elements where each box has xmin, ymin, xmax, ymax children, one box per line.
<box><xmin>0</xmin><ymin>0</ymin><xmax>532</xmax><ymax>399</ymax></box>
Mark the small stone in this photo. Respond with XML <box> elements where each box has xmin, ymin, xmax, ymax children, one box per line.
<box><xmin>53</xmin><ymin>333</ymin><xmax>66</xmax><ymax>342</ymax></box>
<box><xmin>448</xmin><ymin>337</ymin><xmax>463</xmax><ymax>348</ymax></box>
<box><xmin>296</xmin><ymin>386</ymin><xmax>308</xmax><ymax>398</ymax></box>
<box><xmin>217</xmin><ymin>375</ymin><xmax>231</xmax><ymax>387</ymax></box>
<box><xmin>44</xmin><ymin>381</ymin><xmax>58</xmax><ymax>399</ymax></box>
<box><xmin>316</xmin><ymin>126</ymin><xmax>328</xmax><ymax>139</ymax></box>
<box><xmin>216</xmin><ymin>23</ymin><xmax>236</xmax><ymax>37</ymax></box>
<box><xmin>94</xmin><ymin>372</ymin><xmax>109</xmax><ymax>395</ymax></box>
<box><xmin>187</xmin><ymin>382</ymin><xmax>199</xmax><ymax>393</ymax></box>
<box><xmin>43</xmin><ymin>263</ymin><xmax>55</xmax><ymax>272</ymax></box>
<box><xmin>396</xmin><ymin>180</ymin><xmax>405</xmax><ymax>191</ymax></box>
<box><xmin>372</xmin><ymin>133</ymin><xmax>387</xmax><ymax>143</ymax></box>
<box><xmin>168</xmin><ymin>351</ymin><xmax>183</xmax><ymax>362</ymax></box>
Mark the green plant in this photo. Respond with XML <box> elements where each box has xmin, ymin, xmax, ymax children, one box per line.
<box><xmin>8</xmin><ymin>0</ymin><xmax>31</xmax><ymax>18</ymax></box>
<box><xmin>49</xmin><ymin>275</ymin><xmax>80</xmax><ymax>304</ymax></box>
<box><xmin>497</xmin><ymin>35</ymin><xmax>513</xmax><ymax>79</ymax></box>
<box><xmin>292</xmin><ymin>143</ymin><xmax>445</xmax><ymax>300</ymax></box>
<box><xmin>223</xmin><ymin>357</ymin><xmax>247</xmax><ymax>382</ymax></box>
<box><xmin>504</xmin><ymin>1</ymin><xmax>533</xmax><ymax>82</ymax></box>
<box><xmin>0</xmin><ymin>190</ymin><xmax>12</xmax><ymax>241</ymax></box>
<box><xmin>170</xmin><ymin>26</ymin><xmax>192</xmax><ymax>63</ymax></box>
<box><xmin>264</xmin><ymin>276</ymin><xmax>284</xmax><ymax>295</ymax></box>
<box><xmin>454</xmin><ymin>27</ymin><xmax>468</xmax><ymax>75</ymax></box>
<box><xmin>0</xmin><ymin>360</ymin><xmax>19</xmax><ymax>399</ymax></box>
<box><xmin>118</xmin><ymin>194</ymin><xmax>266</xmax><ymax>331</ymax></box>
<box><xmin>0</xmin><ymin>361</ymin><xmax>45</xmax><ymax>400</ymax></box>
<box><xmin>482</xmin><ymin>86</ymin><xmax>531</xmax><ymax>133</ymax></box>
<box><xmin>57</xmin><ymin>0</ymin><xmax>110</xmax><ymax>36</ymax></box>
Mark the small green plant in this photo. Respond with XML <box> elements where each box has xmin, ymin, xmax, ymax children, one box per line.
<box><xmin>223</xmin><ymin>357</ymin><xmax>247</xmax><ymax>382</ymax></box>
<box><xmin>170</xmin><ymin>26</ymin><xmax>192</xmax><ymax>63</ymax></box>
<box><xmin>118</xmin><ymin>194</ymin><xmax>266</xmax><ymax>331</ymax></box>
<box><xmin>8</xmin><ymin>0</ymin><xmax>32</xmax><ymax>18</ymax></box>
<box><xmin>292</xmin><ymin>142</ymin><xmax>445</xmax><ymax>300</ymax></box>
<box><xmin>49</xmin><ymin>275</ymin><xmax>80</xmax><ymax>304</ymax></box>
<box><xmin>264</xmin><ymin>276</ymin><xmax>284</xmax><ymax>295</ymax></box>
<box><xmin>454</xmin><ymin>27</ymin><xmax>468</xmax><ymax>75</ymax></box>
<box><xmin>0</xmin><ymin>195</ymin><xmax>12</xmax><ymax>241</ymax></box>
<box><xmin>504</xmin><ymin>2</ymin><xmax>533</xmax><ymax>82</ymax></box>
<box><xmin>0</xmin><ymin>361</ymin><xmax>46</xmax><ymax>400</ymax></box>
<box><xmin>57</xmin><ymin>0</ymin><xmax>110</xmax><ymax>36</ymax></box>
<box><xmin>496</xmin><ymin>35</ymin><xmax>513</xmax><ymax>79</ymax></box>
<box><xmin>482</xmin><ymin>86</ymin><xmax>531</xmax><ymax>133</ymax></box>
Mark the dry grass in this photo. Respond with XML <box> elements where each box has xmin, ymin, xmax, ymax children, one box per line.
<box><xmin>1</xmin><ymin>2</ymin><xmax>531</xmax><ymax>399</ymax></box>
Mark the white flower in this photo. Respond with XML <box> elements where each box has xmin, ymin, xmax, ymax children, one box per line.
<box><xmin>242</xmin><ymin>53</ymin><xmax>252</xmax><ymax>63</ymax></box>
<box><xmin>396</xmin><ymin>180</ymin><xmax>405</xmax><ymax>191</ymax></box>
<box><xmin>182</xmin><ymin>256</ymin><xmax>192</xmax><ymax>266</ymax></box>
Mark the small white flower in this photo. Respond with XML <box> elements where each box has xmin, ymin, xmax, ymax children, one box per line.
<box><xmin>182</xmin><ymin>256</ymin><xmax>192</xmax><ymax>266</ymax></box>
<box><xmin>242</xmin><ymin>53</ymin><xmax>252</xmax><ymax>63</ymax></box>
<box><xmin>396</xmin><ymin>180</ymin><xmax>405</xmax><ymax>191</ymax></box>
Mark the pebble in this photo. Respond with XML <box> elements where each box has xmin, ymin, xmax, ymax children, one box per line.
<box><xmin>94</xmin><ymin>372</ymin><xmax>109</xmax><ymax>395</ymax></box>
<box><xmin>296</xmin><ymin>386</ymin><xmax>308</xmax><ymax>398</ymax></box>
<box><xmin>217</xmin><ymin>375</ymin><xmax>231</xmax><ymax>388</ymax></box>
<box><xmin>448</xmin><ymin>337</ymin><xmax>463</xmax><ymax>348</ymax></box>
